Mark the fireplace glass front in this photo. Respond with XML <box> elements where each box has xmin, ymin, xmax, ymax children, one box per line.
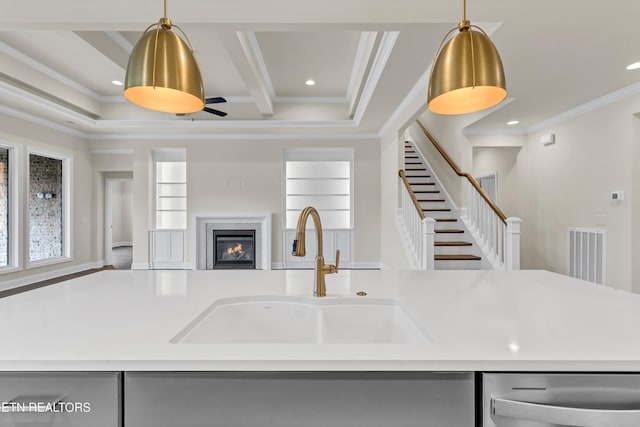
<box><xmin>213</xmin><ymin>230</ymin><xmax>256</xmax><ymax>269</ymax></box>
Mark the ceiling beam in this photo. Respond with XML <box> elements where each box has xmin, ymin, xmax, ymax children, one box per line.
<box><xmin>217</xmin><ymin>30</ymin><xmax>274</xmax><ymax>117</ymax></box>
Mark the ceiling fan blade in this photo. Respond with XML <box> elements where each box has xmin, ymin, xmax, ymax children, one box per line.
<box><xmin>205</xmin><ymin>97</ymin><xmax>226</xmax><ymax>104</ymax></box>
<box><xmin>203</xmin><ymin>106</ymin><xmax>228</xmax><ymax>117</ymax></box>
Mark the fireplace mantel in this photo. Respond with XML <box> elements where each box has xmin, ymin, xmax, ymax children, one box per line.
<box><xmin>194</xmin><ymin>213</ymin><xmax>271</xmax><ymax>270</ymax></box>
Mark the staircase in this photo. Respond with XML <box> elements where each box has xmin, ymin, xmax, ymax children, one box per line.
<box><xmin>403</xmin><ymin>141</ymin><xmax>483</xmax><ymax>269</ymax></box>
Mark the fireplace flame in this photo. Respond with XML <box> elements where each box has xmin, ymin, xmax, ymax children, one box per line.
<box><xmin>226</xmin><ymin>243</ymin><xmax>244</xmax><ymax>254</ymax></box>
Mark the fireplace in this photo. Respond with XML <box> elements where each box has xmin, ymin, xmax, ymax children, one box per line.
<box><xmin>212</xmin><ymin>230</ymin><xmax>256</xmax><ymax>269</ymax></box>
<box><xmin>195</xmin><ymin>213</ymin><xmax>271</xmax><ymax>270</ymax></box>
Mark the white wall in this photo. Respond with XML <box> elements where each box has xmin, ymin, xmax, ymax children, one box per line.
<box><xmin>92</xmin><ymin>138</ymin><xmax>381</xmax><ymax>268</ymax></box>
<box><xmin>633</xmin><ymin>115</ymin><xmax>640</xmax><ymax>294</ymax></box>
<box><xmin>523</xmin><ymin>96</ymin><xmax>637</xmax><ymax>291</ymax></box>
<box><xmin>471</xmin><ymin>146</ymin><xmax>524</xmax><ymax>233</ymax></box>
<box><xmin>0</xmin><ymin>112</ymin><xmax>97</xmax><ymax>285</ymax></box>
<box><xmin>111</xmin><ymin>180</ymin><xmax>133</xmax><ymax>246</ymax></box>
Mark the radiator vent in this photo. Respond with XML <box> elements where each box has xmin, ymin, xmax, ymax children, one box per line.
<box><xmin>568</xmin><ymin>228</ymin><xmax>606</xmax><ymax>285</ymax></box>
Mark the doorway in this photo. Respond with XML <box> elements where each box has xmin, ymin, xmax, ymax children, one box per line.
<box><xmin>476</xmin><ymin>172</ymin><xmax>498</xmax><ymax>203</ymax></box>
<box><xmin>105</xmin><ymin>177</ymin><xmax>133</xmax><ymax>269</ymax></box>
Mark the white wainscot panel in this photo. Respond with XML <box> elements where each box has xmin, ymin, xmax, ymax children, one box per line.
<box><xmin>149</xmin><ymin>229</ymin><xmax>187</xmax><ymax>269</ymax></box>
<box><xmin>284</xmin><ymin>229</ymin><xmax>351</xmax><ymax>269</ymax></box>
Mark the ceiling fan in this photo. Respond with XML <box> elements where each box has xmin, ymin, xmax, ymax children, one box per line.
<box><xmin>176</xmin><ymin>97</ymin><xmax>227</xmax><ymax>117</ymax></box>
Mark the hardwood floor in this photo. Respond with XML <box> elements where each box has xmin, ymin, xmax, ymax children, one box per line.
<box><xmin>0</xmin><ymin>267</ymin><xmax>112</xmax><ymax>299</ymax></box>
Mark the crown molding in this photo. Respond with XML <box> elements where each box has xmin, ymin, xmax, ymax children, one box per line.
<box><xmin>463</xmin><ymin>127</ymin><xmax>527</xmax><ymax>135</ymax></box>
<box><xmin>273</xmin><ymin>96</ymin><xmax>346</xmax><ymax>104</ymax></box>
<box><xmin>88</xmin><ymin>132</ymin><xmax>379</xmax><ymax>141</ymax></box>
<box><xmin>93</xmin><ymin>118</ymin><xmax>357</xmax><ymax>129</ymax></box>
<box><xmin>0</xmin><ymin>104</ymin><xmax>89</xmax><ymax>138</ymax></box>
<box><xmin>526</xmin><ymin>81</ymin><xmax>640</xmax><ymax>133</ymax></box>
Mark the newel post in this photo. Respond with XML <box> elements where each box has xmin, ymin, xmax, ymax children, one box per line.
<box><xmin>422</xmin><ymin>217</ymin><xmax>436</xmax><ymax>270</ymax></box>
<box><xmin>505</xmin><ymin>217</ymin><xmax>522</xmax><ymax>270</ymax></box>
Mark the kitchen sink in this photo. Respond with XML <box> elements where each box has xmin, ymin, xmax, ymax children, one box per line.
<box><xmin>171</xmin><ymin>296</ymin><xmax>428</xmax><ymax>344</ymax></box>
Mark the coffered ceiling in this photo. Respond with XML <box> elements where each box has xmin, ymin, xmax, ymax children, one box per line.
<box><xmin>0</xmin><ymin>0</ymin><xmax>639</xmax><ymax>139</ymax></box>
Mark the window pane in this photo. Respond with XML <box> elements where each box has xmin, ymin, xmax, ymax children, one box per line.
<box><xmin>157</xmin><ymin>197</ymin><xmax>187</xmax><ymax>211</ymax></box>
<box><xmin>286</xmin><ymin>195</ymin><xmax>350</xmax><ymax>210</ymax></box>
<box><xmin>286</xmin><ymin>161</ymin><xmax>350</xmax><ymax>179</ymax></box>
<box><xmin>0</xmin><ymin>148</ymin><xmax>8</xmax><ymax>267</ymax></box>
<box><xmin>156</xmin><ymin>161</ymin><xmax>187</xmax><ymax>229</ymax></box>
<box><xmin>29</xmin><ymin>154</ymin><xmax>63</xmax><ymax>261</ymax></box>
<box><xmin>286</xmin><ymin>179</ymin><xmax>349</xmax><ymax>195</ymax></box>
<box><xmin>157</xmin><ymin>211</ymin><xmax>187</xmax><ymax>229</ymax></box>
<box><xmin>157</xmin><ymin>162</ymin><xmax>186</xmax><ymax>182</ymax></box>
<box><xmin>157</xmin><ymin>183</ymin><xmax>186</xmax><ymax>197</ymax></box>
<box><xmin>286</xmin><ymin>210</ymin><xmax>350</xmax><ymax>229</ymax></box>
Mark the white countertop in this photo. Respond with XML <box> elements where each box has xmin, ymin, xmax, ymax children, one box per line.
<box><xmin>1</xmin><ymin>269</ymin><xmax>639</xmax><ymax>371</ymax></box>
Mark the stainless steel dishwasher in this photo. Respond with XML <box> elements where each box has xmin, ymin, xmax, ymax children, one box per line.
<box><xmin>483</xmin><ymin>373</ymin><xmax>640</xmax><ymax>427</ymax></box>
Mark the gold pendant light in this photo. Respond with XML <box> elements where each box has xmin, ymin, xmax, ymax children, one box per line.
<box><xmin>124</xmin><ymin>0</ymin><xmax>205</xmax><ymax>114</ymax></box>
<box><xmin>427</xmin><ymin>0</ymin><xmax>506</xmax><ymax>115</ymax></box>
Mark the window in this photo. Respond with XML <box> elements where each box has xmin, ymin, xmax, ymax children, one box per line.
<box><xmin>153</xmin><ymin>149</ymin><xmax>187</xmax><ymax>230</ymax></box>
<box><xmin>28</xmin><ymin>150</ymin><xmax>71</xmax><ymax>265</ymax></box>
<box><xmin>284</xmin><ymin>149</ymin><xmax>353</xmax><ymax>229</ymax></box>
<box><xmin>0</xmin><ymin>146</ymin><xmax>10</xmax><ymax>268</ymax></box>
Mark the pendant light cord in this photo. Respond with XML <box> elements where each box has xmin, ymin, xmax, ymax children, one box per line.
<box><xmin>164</xmin><ymin>0</ymin><xmax>168</xmax><ymax>19</ymax></box>
<box><xmin>463</xmin><ymin>0</ymin><xmax>466</xmax><ymax>21</ymax></box>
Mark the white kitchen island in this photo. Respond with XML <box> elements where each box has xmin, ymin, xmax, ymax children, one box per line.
<box><xmin>1</xmin><ymin>268</ymin><xmax>639</xmax><ymax>372</ymax></box>
<box><xmin>2</xmin><ymin>269</ymin><xmax>640</xmax><ymax>427</ymax></box>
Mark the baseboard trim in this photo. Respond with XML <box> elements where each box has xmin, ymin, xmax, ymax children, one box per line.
<box><xmin>0</xmin><ymin>260</ymin><xmax>105</xmax><ymax>293</ymax></box>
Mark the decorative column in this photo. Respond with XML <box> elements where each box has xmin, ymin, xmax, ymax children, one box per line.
<box><xmin>423</xmin><ymin>217</ymin><xmax>436</xmax><ymax>270</ymax></box>
<box><xmin>505</xmin><ymin>217</ymin><xmax>522</xmax><ymax>270</ymax></box>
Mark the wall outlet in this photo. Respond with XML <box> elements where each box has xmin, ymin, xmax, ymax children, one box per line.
<box><xmin>611</xmin><ymin>191</ymin><xmax>624</xmax><ymax>201</ymax></box>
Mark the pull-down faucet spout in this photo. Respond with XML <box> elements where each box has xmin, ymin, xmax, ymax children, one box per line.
<box><xmin>292</xmin><ymin>206</ymin><xmax>340</xmax><ymax>297</ymax></box>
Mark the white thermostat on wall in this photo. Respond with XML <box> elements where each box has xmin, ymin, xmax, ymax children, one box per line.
<box><xmin>611</xmin><ymin>191</ymin><xmax>624</xmax><ymax>201</ymax></box>
<box><xmin>540</xmin><ymin>133</ymin><xmax>555</xmax><ymax>146</ymax></box>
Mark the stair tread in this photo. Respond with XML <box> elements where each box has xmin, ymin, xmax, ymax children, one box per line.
<box><xmin>410</xmin><ymin>182</ymin><xmax>436</xmax><ymax>185</ymax></box>
<box><xmin>435</xmin><ymin>254</ymin><xmax>482</xmax><ymax>261</ymax></box>
<box><xmin>413</xmin><ymin>190</ymin><xmax>440</xmax><ymax>193</ymax></box>
<box><xmin>417</xmin><ymin>199</ymin><xmax>445</xmax><ymax>202</ymax></box>
<box><xmin>405</xmin><ymin>156</ymin><xmax>419</xmax><ymax>159</ymax></box>
<box><xmin>422</xmin><ymin>209</ymin><xmax>451</xmax><ymax>212</ymax></box>
<box><xmin>435</xmin><ymin>241</ymin><xmax>473</xmax><ymax>246</ymax></box>
<box><xmin>436</xmin><ymin>218</ymin><xmax>457</xmax><ymax>222</ymax></box>
<box><xmin>435</xmin><ymin>229</ymin><xmax>464</xmax><ymax>233</ymax></box>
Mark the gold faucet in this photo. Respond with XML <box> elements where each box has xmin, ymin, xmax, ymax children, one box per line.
<box><xmin>292</xmin><ymin>206</ymin><xmax>340</xmax><ymax>297</ymax></box>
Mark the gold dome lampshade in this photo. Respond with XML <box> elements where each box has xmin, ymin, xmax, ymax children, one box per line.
<box><xmin>427</xmin><ymin>0</ymin><xmax>506</xmax><ymax>115</ymax></box>
<box><xmin>124</xmin><ymin>1</ymin><xmax>204</xmax><ymax>114</ymax></box>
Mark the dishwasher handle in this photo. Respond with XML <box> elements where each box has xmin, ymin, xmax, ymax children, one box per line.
<box><xmin>492</xmin><ymin>397</ymin><xmax>640</xmax><ymax>427</ymax></box>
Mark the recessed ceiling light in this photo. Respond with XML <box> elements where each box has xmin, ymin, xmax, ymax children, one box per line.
<box><xmin>507</xmin><ymin>120</ymin><xmax>519</xmax><ymax>125</ymax></box>
<box><xmin>112</xmin><ymin>80</ymin><xmax>123</xmax><ymax>86</ymax></box>
<box><xmin>626</xmin><ymin>62</ymin><xmax>640</xmax><ymax>70</ymax></box>
<box><xmin>305</xmin><ymin>79</ymin><xmax>316</xmax><ymax>86</ymax></box>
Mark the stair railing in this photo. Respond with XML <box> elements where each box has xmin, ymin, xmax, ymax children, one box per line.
<box><xmin>399</xmin><ymin>170</ymin><xmax>435</xmax><ymax>269</ymax></box>
<box><xmin>416</xmin><ymin>120</ymin><xmax>521</xmax><ymax>269</ymax></box>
